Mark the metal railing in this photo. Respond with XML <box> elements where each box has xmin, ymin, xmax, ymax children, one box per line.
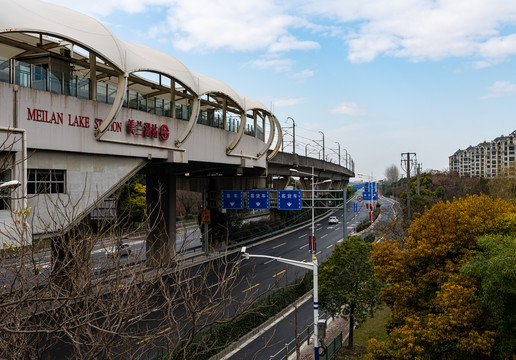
<box><xmin>267</xmin><ymin>325</ymin><xmax>343</xmax><ymax>360</ymax></box>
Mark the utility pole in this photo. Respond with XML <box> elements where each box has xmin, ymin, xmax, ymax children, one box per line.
<box><xmin>401</xmin><ymin>152</ymin><xmax>416</xmax><ymax>221</ymax></box>
<box><xmin>416</xmin><ymin>162</ymin><xmax>422</xmax><ymax>196</ymax></box>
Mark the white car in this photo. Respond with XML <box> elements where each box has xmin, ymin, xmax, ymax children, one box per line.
<box><xmin>106</xmin><ymin>243</ymin><xmax>131</xmax><ymax>257</ymax></box>
<box><xmin>328</xmin><ymin>216</ymin><xmax>339</xmax><ymax>225</ymax></box>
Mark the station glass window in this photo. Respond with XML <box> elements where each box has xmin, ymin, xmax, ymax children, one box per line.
<box><xmin>107</xmin><ymin>84</ymin><xmax>117</xmax><ymax>104</ymax></box>
<box><xmin>28</xmin><ymin>169</ymin><xmax>66</xmax><ymax>194</ymax></box>
<box><xmin>97</xmin><ymin>82</ymin><xmax>107</xmax><ymax>103</ymax></box>
<box><xmin>127</xmin><ymin>90</ymin><xmax>138</xmax><ymax>109</ymax></box>
<box><xmin>14</xmin><ymin>60</ymin><xmax>31</xmax><ymax>88</ymax></box>
<box><xmin>77</xmin><ymin>78</ymin><xmax>90</xmax><ymax>100</ymax></box>
<box><xmin>0</xmin><ymin>56</ymin><xmax>9</xmax><ymax>83</ymax></box>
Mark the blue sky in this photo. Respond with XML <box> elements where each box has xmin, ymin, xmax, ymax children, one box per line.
<box><xmin>47</xmin><ymin>0</ymin><xmax>516</xmax><ymax>181</ymax></box>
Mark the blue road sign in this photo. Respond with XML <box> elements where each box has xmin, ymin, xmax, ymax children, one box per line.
<box><xmin>247</xmin><ymin>190</ymin><xmax>270</xmax><ymax>210</ymax></box>
<box><xmin>221</xmin><ymin>190</ymin><xmax>244</xmax><ymax>209</ymax></box>
<box><xmin>364</xmin><ymin>182</ymin><xmax>376</xmax><ymax>193</ymax></box>
<box><xmin>354</xmin><ymin>202</ymin><xmax>358</xmax><ymax>212</ymax></box>
<box><xmin>352</xmin><ymin>184</ymin><xmax>363</xmax><ymax>189</ymax></box>
<box><xmin>362</xmin><ymin>192</ymin><xmax>378</xmax><ymax>201</ymax></box>
<box><xmin>277</xmin><ymin>190</ymin><xmax>302</xmax><ymax>210</ymax></box>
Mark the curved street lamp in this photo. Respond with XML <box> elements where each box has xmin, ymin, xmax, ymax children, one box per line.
<box><xmin>288</xmin><ymin>167</ymin><xmax>331</xmax><ymax>360</ymax></box>
<box><xmin>0</xmin><ymin>180</ymin><xmax>21</xmax><ymax>190</ymax></box>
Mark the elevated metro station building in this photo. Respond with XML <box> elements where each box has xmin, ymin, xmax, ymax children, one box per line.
<box><xmin>0</xmin><ymin>0</ymin><xmax>282</xmax><ymax>260</ymax></box>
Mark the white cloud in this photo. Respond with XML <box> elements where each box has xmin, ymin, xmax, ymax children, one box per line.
<box><xmin>166</xmin><ymin>0</ymin><xmax>297</xmax><ymax>53</ymax></box>
<box><xmin>272</xmin><ymin>97</ymin><xmax>306</xmax><ymax>107</ymax></box>
<box><xmin>331</xmin><ymin>102</ymin><xmax>365</xmax><ymax>116</ymax></box>
<box><xmin>268</xmin><ymin>35</ymin><xmax>319</xmax><ymax>52</ymax></box>
<box><xmin>289</xmin><ymin>69</ymin><xmax>314</xmax><ymax>79</ymax></box>
<box><xmin>301</xmin><ymin>0</ymin><xmax>516</xmax><ymax>63</ymax></box>
<box><xmin>244</xmin><ymin>57</ymin><xmax>294</xmax><ymax>72</ymax></box>
<box><xmin>481</xmin><ymin>81</ymin><xmax>516</xmax><ymax>99</ymax></box>
<box><xmin>46</xmin><ymin>0</ymin><xmax>516</xmax><ymax>64</ymax></box>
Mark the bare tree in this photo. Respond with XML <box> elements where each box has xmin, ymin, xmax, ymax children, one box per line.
<box><xmin>384</xmin><ymin>164</ymin><xmax>399</xmax><ymax>184</ymax></box>
<box><xmin>0</xmin><ymin>184</ymin><xmax>275</xmax><ymax>359</ymax></box>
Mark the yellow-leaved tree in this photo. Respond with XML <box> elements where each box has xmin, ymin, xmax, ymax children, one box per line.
<box><xmin>367</xmin><ymin>194</ymin><xmax>516</xmax><ymax>360</ymax></box>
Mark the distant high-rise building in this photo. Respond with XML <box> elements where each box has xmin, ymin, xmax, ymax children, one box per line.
<box><xmin>449</xmin><ymin>130</ymin><xmax>516</xmax><ymax>178</ymax></box>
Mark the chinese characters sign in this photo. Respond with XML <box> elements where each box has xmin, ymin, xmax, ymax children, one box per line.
<box><xmin>221</xmin><ymin>190</ymin><xmax>244</xmax><ymax>209</ymax></box>
<box><xmin>247</xmin><ymin>190</ymin><xmax>270</xmax><ymax>210</ymax></box>
<box><xmin>127</xmin><ymin>119</ymin><xmax>169</xmax><ymax>141</ymax></box>
<box><xmin>277</xmin><ymin>190</ymin><xmax>302</xmax><ymax>210</ymax></box>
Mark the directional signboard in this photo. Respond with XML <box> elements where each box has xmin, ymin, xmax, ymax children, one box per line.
<box><xmin>364</xmin><ymin>182</ymin><xmax>376</xmax><ymax>193</ymax></box>
<box><xmin>352</xmin><ymin>184</ymin><xmax>363</xmax><ymax>189</ymax></box>
<box><xmin>247</xmin><ymin>190</ymin><xmax>270</xmax><ymax>210</ymax></box>
<box><xmin>363</xmin><ymin>181</ymin><xmax>378</xmax><ymax>201</ymax></box>
<box><xmin>354</xmin><ymin>202</ymin><xmax>358</xmax><ymax>212</ymax></box>
<box><xmin>277</xmin><ymin>190</ymin><xmax>302</xmax><ymax>210</ymax></box>
<box><xmin>221</xmin><ymin>190</ymin><xmax>244</xmax><ymax>209</ymax></box>
<box><xmin>362</xmin><ymin>192</ymin><xmax>378</xmax><ymax>201</ymax></box>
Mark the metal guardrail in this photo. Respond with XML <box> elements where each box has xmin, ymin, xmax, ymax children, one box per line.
<box><xmin>267</xmin><ymin>325</ymin><xmax>343</xmax><ymax>360</ymax></box>
<box><xmin>321</xmin><ymin>332</ymin><xmax>343</xmax><ymax>360</ymax></box>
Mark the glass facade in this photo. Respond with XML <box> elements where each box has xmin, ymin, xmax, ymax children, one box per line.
<box><xmin>1</xmin><ymin>55</ymin><xmax>262</xmax><ymax>138</ymax></box>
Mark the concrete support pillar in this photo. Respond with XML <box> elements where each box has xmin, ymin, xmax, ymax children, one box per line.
<box><xmin>317</xmin><ymin>181</ymin><xmax>331</xmax><ymax>191</ymax></box>
<box><xmin>170</xmin><ymin>79</ymin><xmax>176</xmax><ymax>118</ymax></box>
<box><xmin>299</xmin><ymin>178</ymin><xmax>311</xmax><ymax>190</ymax></box>
<box><xmin>89</xmin><ymin>52</ymin><xmax>97</xmax><ymax>101</ymax></box>
<box><xmin>146</xmin><ymin>165</ymin><xmax>177</xmax><ymax>267</ymax></box>
<box><xmin>272</xmin><ymin>177</ymin><xmax>289</xmax><ymax>190</ymax></box>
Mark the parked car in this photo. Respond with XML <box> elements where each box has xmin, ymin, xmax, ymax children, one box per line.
<box><xmin>328</xmin><ymin>216</ymin><xmax>339</xmax><ymax>225</ymax></box>
<box><xmin>106</xmin><ymin>242</ymin><xmax>131</xmax><ymax>257</ymax></box>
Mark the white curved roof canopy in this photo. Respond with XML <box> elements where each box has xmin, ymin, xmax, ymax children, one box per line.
<box><xmin>0</xmin><ymin>0</ymin><xmax>126</xmax><ymax>70</ymax></box>
<box><xmin>121</xmin><ymin>40</ymin><xmax>199</xmax><ymax>94</ymax></box>
<box><xmin>0</xmin><ymin>0</ymin><xmax>274</xmax><ymax>115</ymax></box>
<box><xmin>0</xmin><ymin>0</ymin><xmax>280</xmax><ymax>157</ymax></box>
<box><xmin>194</xmin><ymin>72</ymin><xmax>245</xmax><ymax>111</ymax></box>
<box><xmin>241</xmin><ymin>96</ymin><xmax>269</xmax><ymax>113</ymax></box>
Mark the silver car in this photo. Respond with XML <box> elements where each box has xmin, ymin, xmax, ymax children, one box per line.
<box><xmin>328</xmin><ymin>216</ymin><xmax>339</xmax><ymax>225</ymax></box>
<box><xmin>106</xmin><ymin>243</ymin><xmax>132</xmax><ymax>257</ymax></box>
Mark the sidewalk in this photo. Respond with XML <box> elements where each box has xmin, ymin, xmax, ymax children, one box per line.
<box><xmin>290</xmin><ymin>315</ymin><xmax>349</xmax><ymax>360</ymax></box>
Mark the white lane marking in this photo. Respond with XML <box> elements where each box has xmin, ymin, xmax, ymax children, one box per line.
<box><xmin>272</xmin><ymin>242</ymin><xmax>286</xmax><ymax>249</ymax></box>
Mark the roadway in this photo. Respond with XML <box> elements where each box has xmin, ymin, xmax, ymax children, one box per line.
<box><xmin>225</xmin><ymin>193</ymin><xmax>397</xmax><ymax>360</ymax></box>
<box><xmin>1</xmin><ymin>191</ymin><xmax>393</xmax><ymax>359</ymax></box>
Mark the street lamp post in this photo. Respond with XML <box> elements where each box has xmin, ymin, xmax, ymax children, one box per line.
<box><xmin>287</xmin><ymin>117</ymin><xmax>295</xmax><ymax>154</ymax></box>
<box><xmin>305</xmin><ymin>143</ymin><xmax>311</xmax><ymax>157</ymax></box>
<box><xmin>335</xmin><ymin>142</ymin><xmax>340</xmax><ymax>166</ymax></box>
<box><xmin>289</xmin><ymin>167</ymin><xmax>331</xmax><ymax>360</ymax></box>
<box><xmin>318</xmin><ymin>131</ymin><xmax>325</xmax><ymax>163</ymax></box>
<box><xmin>241</xmin><ymin>247</ymin><xmax>320</xmax><ymax>359</ymax></box>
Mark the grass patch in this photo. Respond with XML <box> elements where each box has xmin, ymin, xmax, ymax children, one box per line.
<box><xmin>335</xmin><ymin>306</ymin><xmax>390</xmax><ymax>360</ymax></box>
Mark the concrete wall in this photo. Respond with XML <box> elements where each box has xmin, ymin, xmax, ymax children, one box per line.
<box><xmin>0</xmin><ymin>83</ymin><xmax>267</xmax><ymax>169</ymax></box>
<box><xmin>0</xmin><ymin>83</ymin><xmax>269</xmax><ymax>246</ymax></box>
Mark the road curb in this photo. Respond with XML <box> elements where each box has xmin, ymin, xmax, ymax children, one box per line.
<box><xmin>209</xmin><ymin>291</ymin><xmax>314</xmax><ymax>360</ymax></box>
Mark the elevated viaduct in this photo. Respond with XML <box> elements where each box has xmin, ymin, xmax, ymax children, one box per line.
<box><xmin>0</xmin><ymin>0</ymin><xmax>354</xmax><ymax>268</ymax></box>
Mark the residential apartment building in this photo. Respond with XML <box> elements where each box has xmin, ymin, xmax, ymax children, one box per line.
<box><xmin>449</xmin><ymin>130</ymin><xmax>516</xmax><ymax>178</ymax></box>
